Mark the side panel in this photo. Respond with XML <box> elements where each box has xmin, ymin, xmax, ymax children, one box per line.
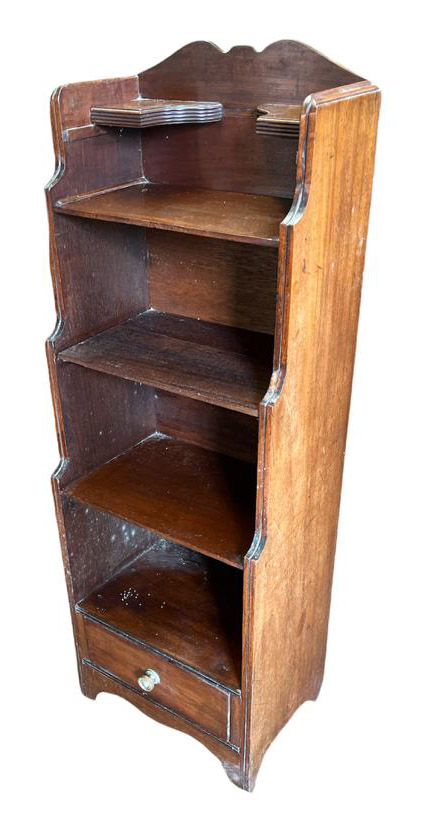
<box><xmin>243</xmin><ymin>84</ymin><xmax>381</xmax><ymax>789</ymax></box>
<box><xmin>45</xmin><ymin>77</ymin><xmax>149</xmax><ymax>701</ymax></box>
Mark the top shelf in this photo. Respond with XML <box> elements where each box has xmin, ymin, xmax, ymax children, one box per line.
<box><xmin>54</xmin><ymin>184</ymin><xmax>291</xmax><ymax>247</ymax></box>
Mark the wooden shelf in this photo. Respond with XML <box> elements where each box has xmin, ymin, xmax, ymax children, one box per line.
<box><xmin>90</xmin><ymin>98</ymin><xmax>223</xmax><ymax>128</ymax></box>
<box><xmin>66</xmin><ymin>435</ymin><xmax>256</xmax><ymax>568</ymax></box>
<box><xmin>54</xmin><ymin>184</ymin><xmax>291</xmax><ymax>247</ymax></box>
<box><xmin>256</xmin><ymin>104</ymin><xmax>301</xmax><ymax>137</ymax></box>
<box><xmin>77</xmin><ymin>541</ymin><xmax>242</xmax><ymax>690</ymax></box>
<box><xmin>59</xmin><ymin>311</ymin><xmax>273</xmax><ymax>416</ymax></box>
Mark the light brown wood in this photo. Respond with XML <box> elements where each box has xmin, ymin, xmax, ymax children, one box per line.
<box><xmin>241</xmin><ymin>82</ymin><xmax>381</xmax><ymax>790</ymax></box>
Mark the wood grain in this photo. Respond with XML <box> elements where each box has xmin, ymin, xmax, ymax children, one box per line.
<box><xmin>54</xmin><ymin>184</ymin><xmax>290</xmax><ymax>247</ymax></box>
<box><xmin>147</xmin><ymin>231</ymin><xmax>279</xmax><ymax>334</ymax></box>
<box><xmin>90</xmin><ymin>98</ymin><xmax>223</xmax><ymax>128</ymax></box>
<box><xmin>66</xmin><ymin>435</ymin><xmax>257</xmax><ymax>568</ymax></box>
<box><xmin>82</xmin><ymin>618</ymin><xmax>230</xmax><ymax>740</ymax></box>
<box><xmin>242</xmin><ymin>82</ymin><xmax>381</xmax><ymax>790</ymax></box>
<box><xmin>141</xmin><ymin>113</ymin><xmax>299</xmax><ymax>197</ymax></box>
<box><xmin>139</xmin><ymin>41</ymin><xmax>362</xmax><ymax>105</ymax></box>
<box><xmin>155</xmin><ymin>391</ymin><xmax>258</xmax><ymax>464</ymax></box>
<box><xmin>59</xmin><ymin>311</ymin><xmax>273</xmax><ymax>416</ymax></box>
<box><xmin>55</xmin><ymin>366</ymin><xmax>154</xmax><ymax>488</ymax></box>
<box><xmin>256</xmin><ymin>104</ymin><xmax>301</xmax><ymax>137</ymax></box>
<box><xmin>46</xmin><ymin>42</ymin><xmax>379</xmax><ymax>791</ymax></box>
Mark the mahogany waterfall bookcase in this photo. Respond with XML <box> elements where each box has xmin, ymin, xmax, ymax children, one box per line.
<box><xmin>46</xmin><ymin>41</ymin><xmax>380</xmax><ymax>790</ymax></box>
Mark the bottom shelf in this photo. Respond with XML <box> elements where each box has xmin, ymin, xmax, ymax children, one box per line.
<box><xmin>77</xmin><ymin>540</ymin><xmax>242</xmax><ymax>691</ymax></box>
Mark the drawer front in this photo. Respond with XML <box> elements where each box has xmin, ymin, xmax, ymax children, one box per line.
<box><xmin>83</xmin><ymin>617</ymin><xmax>230</xmax><ymax>741</ymax></box>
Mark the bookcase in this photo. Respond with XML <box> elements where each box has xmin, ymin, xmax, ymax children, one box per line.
<box><xmin>46</xmin><ymin>41</ymin><xmax>380</xmax><ymax>790</ymax></box>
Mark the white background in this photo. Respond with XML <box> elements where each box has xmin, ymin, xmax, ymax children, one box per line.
<box><xmin>2</xmin><ymin>2</ymin><xmax>427</xmax><ymax>816</ymax></box>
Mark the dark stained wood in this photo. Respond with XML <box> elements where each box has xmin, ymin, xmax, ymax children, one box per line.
<box><xmin>66</xmin><ymin>435</ymin><xmax>257</xmax><ymax>568</ymax></box>
<box><xmin>147</xmin><ymin>231</ymin><xmax>278</xmax><ymax>334</ymax></box>
<box><xmin>138</xmin><ymin>42</ymin><xmax>359</xmax><ymax>197</ymax></box>
<box><xmin>56</xmin><ymin>76</ymin><xmax>139</xmax><ymax>131</ymax></box>
<box><xmin>56</xmin><ymin>366</ymin><xmax>155</xmax><ymax>488</ymax></box>
<box><xmin>155</xmin><ymin>391</ymin><xmax>258</xmax><ymax>464</ymax></box>
<box><xmin>59</xmin><ymin>311</ymin><xmax>273</xmax><ymax>417</ymax></box>
<box><xmin>46</xmin><ymin>43</ymin><xmax>379</xmax><ymax>791</ymax></box>
<box><xmin>61</xmin><ymin>497</ymin><xmax>158</xmax><ymax>602</ymax></box>
<box><xmin>51</xmin><ymin>218</ymin><xmax>148</xmax><ymax>350</ymax></box>
<box><xmin>91</xmin><ymin>98</ymin><xmax>223</xmax><ymax>128</ymax></box>
<box><xmin>139</xmin><ymin>41</ymin><xmax>362</xmax><ymax>105</ymax></box>
<box><xmin>141</xmin><ymin>114</ymin><xmax>299</xmax><ymax>198</ymax></box>
<box><xmin>49</xmin><ymin>79</ymin><xmax>142</xmax><ymax>204</ymax></box>
<box><xmin>82</xmin><ymin>616</ymin><xmax>230</xmax><ymax>738</ymax></box>
<box><xmin>78</xmin><ymin>540</ymin><xmax>242</xmax><ymax>690</ymax></box>
<box><xmin>54</xmin><ymin>184</ymin><xmax>291</xmax><ymax>247</ymax></box>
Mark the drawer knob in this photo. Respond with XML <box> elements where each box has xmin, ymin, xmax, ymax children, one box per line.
<box><xmin>137</xmin><ymin>668</ymin><xmax>160</xmax><ymax>692</ymax></box>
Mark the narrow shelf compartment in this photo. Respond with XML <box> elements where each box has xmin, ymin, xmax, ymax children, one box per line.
<box><xmin>66</xmin><ymin>435</ymin><xmax>256</xmax><ymax>568</ymax></box>
<box><xmin>77</xmin><ymin>540</ymin><xmax>242</xmax><ymax>690</ymax></box>
<box><xmin>54</xmin><ymin>184</ymin><xmax>291</xmax><ymax>246</ymax></box>
<box><xmin>59</xmin><ymin>311</ymin><xmax>273</xmax><ymax>417</ymax></box>
<box><xmin>90</xmin><ymin>98</ymin><xmax>224</xmax><ymax>128</ymax></box>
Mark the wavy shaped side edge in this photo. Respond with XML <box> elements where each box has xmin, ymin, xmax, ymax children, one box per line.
<box><xmin>80</xmin><ymin>662</ymin><xmax>244</xmax><ymax>787</ymax></box>
<box><xmin>246</xmin><ymin>80</ymin><xmax>379</xmax><ymax>565</ymax></box>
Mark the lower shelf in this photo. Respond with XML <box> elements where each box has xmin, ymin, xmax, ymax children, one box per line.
<box><xmin>77</xmin><ymin>540</ymin><xmax>242</xmax><ymax>691</ymax></box>
<box><xmin>66</xmin><ymin>435</ymin><xmax>256</xmax><ymax>568</ymax></box>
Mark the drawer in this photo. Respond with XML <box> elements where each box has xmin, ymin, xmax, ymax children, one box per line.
<box><xmin>83</xmin><ymin>617</ymin><xmax>230</xmax><ymax>741</ymax></box>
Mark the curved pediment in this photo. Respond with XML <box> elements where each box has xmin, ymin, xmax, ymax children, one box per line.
<box><xmin>139</xmin><ymin>40</ymin><xmax>363</xmax><ymax>105</ymax></box>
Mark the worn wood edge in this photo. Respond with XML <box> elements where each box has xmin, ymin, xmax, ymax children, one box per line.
<box><xmin>248</xmin><ymin>79</ymin><xmax>379</xmax><ymax>563</ymax></box>
<box><xmin>256</xmin><ymin>104</ymin><xmax>301</xmax><ymax>137</ymax></box>
<box><xmin>52</xmin><ymin>192</ymin><xmax>281</xmax><ymax>248</ymax></box>
<box><xmin>64</xmin><ymin>488</ymin><xmax>245</xmax><ymax>570</ymax></box>
<box><xmin>46</xmin><ymin>86</ymin><xmax>69</xmax><ymax>474</ymax></box>
<box><xmin>58</xmin><ymin>349</ymin><xmax>260</xmax><ymax>417</ymax></box>
<box><xmin>90</xmin><ymin>99</ymin><xmax>224</xmax><ymax>129</ymax></box>
<box><xmin>80</xmin><ymin>663</ymin><xmax>245</xmax><ymax>787</ymax></box>
<box><xmin>239</xmin><ymin>80</ymin><xmax>381</xmax><ymax>789</ymax></box>
<box><xmin>45</xmin><ymin>80</ymin><xmax>144</xmax><ymax>485</ymax></box>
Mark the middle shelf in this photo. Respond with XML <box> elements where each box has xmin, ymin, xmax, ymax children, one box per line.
<box><xmin>59</xmin><ymin>311</ymin><xmax>274</xmax><ymax>416</ymax></box>
<box><xmin>66</xmin><ymin>434</ymin><xmax>257</xmax><ymax>568</ymax></box>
